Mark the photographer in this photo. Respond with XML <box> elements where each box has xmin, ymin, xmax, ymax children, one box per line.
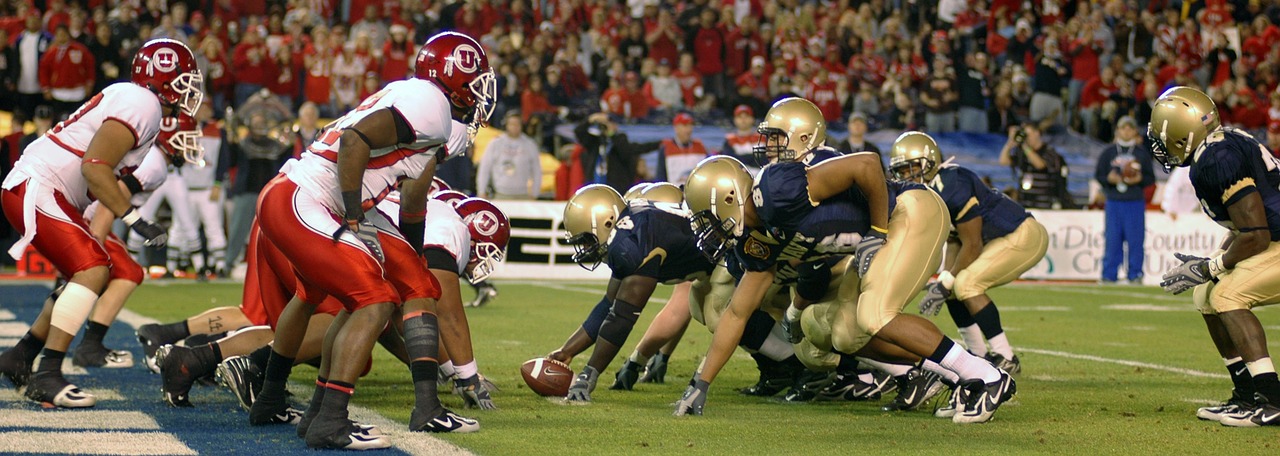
<box><xmin>574</xmin><ymin>113</ymin><xmax>661</xmax><ymax>195</ymax></box>
<box><xmin>1000</xmin><ymin>123</ymin><xmax>1073</xmax><ymax>209</ymax></box>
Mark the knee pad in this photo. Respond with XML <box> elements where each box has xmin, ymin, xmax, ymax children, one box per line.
<box><xmin>51</xmin><ymin>282</ymin><xmax>98</xmax><ymax>335</ymax></box>
<box><xmin>598</xmin><ymin>299</ymin><xmax>643</xmax><ymax>347</ymax></box>
<box><xmin>738</xmin><ymin>310</ymin><xmax>776</xmax><ymax>352</ymax></box>
<box><xmin>794</xmin><ymin>339</ymin><xmax>839</xmax><ymax>372</ymax></box>
<box><xmin>581</xmin><ymin>297</ymin><xmax>612</xmax><ymax>341</ymax></box>
<box><xmin>830</xmin><ymin>321</ymin><xmax>873</xmax><ymax>355</ymax></box>
<box><xmin>1193</xmin><ymin>282</ymin><xmax>1215</xmax><ymax>314</ymax></box>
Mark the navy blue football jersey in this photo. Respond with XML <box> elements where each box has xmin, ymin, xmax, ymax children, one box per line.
<box><xmin>929</xmin><ymin>165</ymin><xmax>1029</xmax><ymax>243</ymax></box>
<box><xmin>607</xmin><ymin>202</ymin><xmax>715</xmax><ymax>283</ymax></box>
<box><xmin>1189</xmin><ymin>128</ymin><xmax>1280</xmax><ymax>241</ymax></box>
<box><xmin>727</xmin><ymin>229</ymin><xmax>841</xmax><ymax>283</ymax></box>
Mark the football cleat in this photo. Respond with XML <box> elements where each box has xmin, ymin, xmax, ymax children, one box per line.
<box><xmin>24</xmin><ymin>371</ymin><xmax>96</xmax><ymax>408</ymax></box>
<box><xmin>934</xmin><ymin>386</ymin><xmax>962</xmax><ymax>418</ymax></box>
<box><xmin>739</xmin><ymin>358</ymin><xmax>792</xmax><ymax>397</ymax></box>
<box><xmin>72</xmin><ymin>343</ymin><xmax>134</xmax><ymax>369</ymax></box>
<box><xmin>882</xmin><ymin>368</ymin><xmax>946</xmax><ymax>412</ymax></box>
<box><xmin>1196</xmin><ymin>390</ymin><xmax>1256</xmax><ymax>422</ymax></box>
<box><xmin>0</xmin><ymin>349</ymin><xmax>30</xmax><ymax>389</ymax></box>
<box><xmin>136</xmin><ymin>324</ymin><xmax>179</xmax><ymax>373</ymax></box>
<box><xmin>639</xmin><ymin>353</ymin><xmax>668</xmax><ymax>384</ymax></box>
<box><xmin>410</xmin><ymin>408</ymin><xmax>480</xmax><ymax>433</ymax></box>
<box><xmin>611</xmin><ymin>360</ymin><xmax>642</xmax><ymax>390</ymax></box>
<box><xmin>306</xmin><ymin>419</ymin><xmax>392</xmax><ymax>450</ymax></box>
<box><xmin>467</xmin><ymin>284</ymin><xmax>498</xmax><ymax>308</ymax></box>
<box><xmin>985</xmin><ymin>353</ymin><xmax>1021</xmax><ymax>375</ymax></box>
<box><xmin>817</xmin><ymin>369</ymin><xmax>895</xmax><ymax>402</ymax></box>
<box><xmin>216</xmin><ymin>356</ymin><xmax>263</xmax><ymax>411</ymax></box>
<box><xmin>157</xmin><ymin>344</ymin><xmax>208</xmax><ymax>407</ymax></box>
<box><xmin>953</xmin><ymin>370</ymin><xmax>1017</xmax><ymax>424</ymax></box>
<box><xmin>780</xmin><ymin>370</ymin><xmax>832</xmax><ymax>403</ymax></box>
<box><xmin>1219</xmin><ymin>394</ymin><xmax>1280</xmax><ymax>427</ymax></box>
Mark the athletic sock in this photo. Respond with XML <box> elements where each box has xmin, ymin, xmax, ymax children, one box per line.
<box><xmin>82</xmin><ymin>321</ymin><xmax>110</xmax><ymax>346</ymax></box>
<box><xmin>928</xmin><ymin>338</ymin><xmax>1000</xmax><ymax>383</ymax></box>
<box><xmin>257</xmin><ymin>350</ymin><xmax>295</xmax><ymax>408</ymax></box>
<box><xmin>304</xmin><ymin>380</ymin><xmax>353</xmax><ymax>443</ymax></box>
<box><xmin>158</xmin><ymin>320</ymin><xmax>192</xmax><ymax>343</ymax></box>
<box><xmin>836</xmin><ymin>353</ymin><xmax>860</xmax><ymax>375</ymax></box>
<box><xmin>248</xmin><ymin>345</ymin><xmax>271</xmax><ymax>371</ymax></box>
<box><xmin>758</xmin><ymin>323</ymin><xmax>796</xmax><ymax>361</ymax></box>
<box><xmin>856</xmin><ymin>357</ymin><xmax>913</xmax><ymax>378</ymax></box>
<box><xmin>972</xmin><ymin>303</ymin><xmax>1014</xmax><ymax>359</ymax></box>
<box><xmin>36</xmin><ymin>348</ymin><xmax>65</xmax><ymax>374</ymax></box>
<box><xmin>628</xmin><ymin>350</ymin><xmax>651</xmax><ymax>366</ymax></box>
<box><xmin>455</xmin><ymin>360</ymin><xmax>478</xmax><ymax>381</ymax></box>
<box><xmin>439</xmin><ymin>360</ymin><xmax>457</xmax><ymax>379</ymax></box>
<box><xmin>946</xmin><ymin>299</ymin><xmax>987</xmax><ymax>356</ymax></box>
<box><xmin>298</xmin><ymin>377</ymin><xmax>329</xmax><ymax>438</ymax></box>
<box><xmin>1224</xmin><ymin>357</ymin><xmax>1255</xmax><ymax>398</ymax></box>
<box><xmin>1245</xmin><ymin>357</ymin><xmax>1280</xmax><ymax>401</ymax></box>
<box><xmin>920</xmin><ymin>359</ymin><xmax>962</xmax><ymax>385</ymax></box>
<box><xmin>404</xmin><ymin>311</ymin><xmax>442</xmax><ymax>417</ymax></box>
<box><xmin>15</xmin><ymin>332</ymin><xmax>44</xmax><ymax>363</ymax></box>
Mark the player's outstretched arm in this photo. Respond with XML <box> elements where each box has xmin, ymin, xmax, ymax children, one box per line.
<box><xmin>693</xmin><ymin>269</ymin><xmax>773</xmax><ymax>385</ymax></box>
<box><xmin>805</xmin><ymin>153</ymin><xmax>890</xmax><ymax>230</ymax></box>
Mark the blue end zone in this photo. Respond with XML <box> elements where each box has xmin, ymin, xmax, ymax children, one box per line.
<box><xmin>0</xmin><ymin>284</ymin><xmax>410</xmax><ymax>455</ymax></box>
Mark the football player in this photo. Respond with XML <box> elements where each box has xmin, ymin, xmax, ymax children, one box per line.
<box><xmin>0</xmin><ymin>38</ymin><xmax>202</xmax><ymax>408</ymax></box>
<box><xmin>1151</xmin><ymin>86</ymin><xmax>1280</xmax><ymax>427</ymax></box>
<box><xmin>556</xmin><ymin>184</ymin><xmax>715</xmax><ymax>403</ymax></box>
<box><xmin>247</xmin><ymin>31</ymin><xmax>493</xmax><ymax>449</ymax></box>
<box><xmin>675</xmin><ymin>99</ymin><xmax>1014</xmax><ymax>424</ymax></box>
<box><xmin>889</xmin><ymin>131</ymin><xmax>1047</xmax><ymax>375</ymax></box>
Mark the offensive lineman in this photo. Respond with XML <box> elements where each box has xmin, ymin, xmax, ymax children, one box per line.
<box><xmin>0</xmin><ymin>38</ymin><xmax>202</xmax><ymax>407</ymax></box>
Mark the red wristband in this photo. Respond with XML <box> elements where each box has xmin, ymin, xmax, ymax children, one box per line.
<box><xmin>82</xmin><ymin>158</ymin><xmax>111</xmax><ymax>167</ymax></box>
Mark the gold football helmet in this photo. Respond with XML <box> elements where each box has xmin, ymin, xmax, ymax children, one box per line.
<box><xmin>563</xmin><ymin>184</ymin><xmax>626</xmax><ymax>270</ymax></box>
<box><xmin>684</xmin><ymin>156</ymin><xmax>753</xmax><ymax>262</ymax></box>
<box><xmin>888</xmin><ymin>131</ymin><xmax>942</xmax><ymax>183</ymax></box>
<box><xmin>623</xmin><ymin>182</ymin><xmax>651</xmax><ymax>202</ymax></box>
<box><xmin>754</xmin><ymin>97</ymin><xmax>827</xmax><ymax>164</ymax></box>
<box><xmin>640</xmin><ymin>182</ymin><xmax>684</xmax><ymax>205</ymax></box>
<box><xmin>1148</xmin><ymin>86</ymin><xmax>1220</xmax><ymax>171</ymax></box>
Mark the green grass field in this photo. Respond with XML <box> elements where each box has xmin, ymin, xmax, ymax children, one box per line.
<box><xmin>124</xmin><ymin>281</ymin><xmax>1280</xmax><ymax>455</ymax></box>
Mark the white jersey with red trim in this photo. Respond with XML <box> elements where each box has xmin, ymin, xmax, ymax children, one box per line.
<box><xmin>84</xmin><ymin>147</ymin><xmax>170</xmax><ymax>219</ymax></box>
<box><xmin>373</xmin><ymin>195</ymin><xmax>470</xmax><ymax>273</ymax></box>
<box><xmin>284</xmin><ymin>78</ymin><xmax>454</xmax><ymax>216</ymax></box>
<box><xmin>1</xmin><ymin>82</ymin><xmax>163</xmax><ymax>210</ymax></box>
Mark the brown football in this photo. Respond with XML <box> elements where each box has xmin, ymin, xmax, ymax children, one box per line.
<box><xmin>1123</xmin><ymin>161</ymin><xmax>1141</xmax><ymax>180</ymax></box>
<box><xmin>520</xmin><ymin>358</ymin><xmax>574</xmax><ymax>396</ymax></box>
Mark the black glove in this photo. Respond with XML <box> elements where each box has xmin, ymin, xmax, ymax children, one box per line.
<box><xmin>122</xmin><ymin>207</ymin><xmax>167</xmax><ymax>247</ymax></box>
<box><xmin>332</xmin><ymin>220</ymin><xmax>385</xmax><ymax>263</ymax></box>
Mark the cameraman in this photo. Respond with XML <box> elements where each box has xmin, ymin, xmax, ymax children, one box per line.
<box><xmin>1000</xmin><ymin>123</ymin><xmax>1072</xmax><ymax>209</ymax></box>
<box><xmin>574</xmin><ymin>113</ymin><xmax>661</xmax><ymax>195</ymax></box>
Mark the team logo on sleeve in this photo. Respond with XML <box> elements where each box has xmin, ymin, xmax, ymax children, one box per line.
<box><xmin>743</xmin><ymin>237</ymin><xmax>770</xmax><ymax>259</ymax></box>
<box><xmin>149</xmin><ymin>48</ymin><xmax>179</xmax><ymax>76</ymax></box>
<box><xmin>445</xmin><ymin>44</ymin><xmax>480</xmax><ymax>77</ymax></box>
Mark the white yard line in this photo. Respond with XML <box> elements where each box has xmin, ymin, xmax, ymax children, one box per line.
<box><xmin>1015</xmin><ymin>285</ymin><xmax>1190</xmax><ymax>302</ymax></box>
<box><xmin>1019</xmin><ymin>347</ymin><xmax>1228</xmax><ymax>379</ymax></box>
<box><xmin>118</xmin><ymin>309</ymin><xmax>473</xmax><ymax>456</ymax></box>
<box><xmin>0</xmin><ymin>431</ymin><xmax>197</xmax><ymax>455</ymax></box>
<box><xmin>533</xmin><ymin>283</ymin><xmax>670</xmax><ymax>305</ymax></box>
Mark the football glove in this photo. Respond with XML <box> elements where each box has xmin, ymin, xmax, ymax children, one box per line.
<box><xmin>782</xmin><ymin>305</ymin><xmax>804</xmax><ymax>344</ymax></box>
<box><xmin>564</xmin><ymin>366</ymin><xmax>598</xmax><ymax>403</ymax></box>
<box><xmin>1160</xmin><ymin>253</ymin><xmax>1217</xmax><ymax>295</ymax></box>
<box><xmin>611</xmin><ymin>360</ymin><xmax>641</xmax><ymax>390</ymax></box>
<box><xmin>639</xmin><ymin>353</ymin><xmax>668</xmax><ymax>384</ymax></box>
<box><xmin>332</xmin><ymin>220</ymin><xmax>385</xmax><ymax>263</ymax></box>
<box><xmin>673</xmin><ymin>379</ymin><xmax>710</xmax><ymax>416</ymax></box>
<box><xmin>122</xmin><ymin>208</ymin><xmax>167</xmax><ymax>247</ymax></box>
<box><xmin>853</xmin><ymin>229</ymin><xmax>887</xmax><ymax>277</ymax></box>
<box><xmin>453</xmin><ymin>374</ymin><xmax>497</xmax><ymax>410</ymax></box>
<box><xmin>919</xmin><ymin>281</ymin><xmax>950</xmax><ymax>316</ymax></box>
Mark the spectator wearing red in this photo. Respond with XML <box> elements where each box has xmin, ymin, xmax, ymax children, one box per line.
<box><xmin>379</xmin><ymin>24</ymin><xmax>413</xmax><ymax>83</ymax></box>
<box><xmin>721</xmin><ymin>105</ymin><xmax>760</xmax><ymax>171</ymax></box>
<box><xmin>646</xmin><ymin>9</ymin><xmax>681</xmax><ymax>70</ymax></box>
<box><xmin>42</xmin><ymin>0</ymin><xmax>70</xmax><ymax>35</ymax></box>
<box><xmin>1078</xmin><ymin>67</ymin><xmax>1118</xmax><ymax>139</ymax></box>
<box><xmin>672</xmin><ymin>52</ymin><xmax>704</xmax><ymax>109</ymax></box>
<box><xmin>724</xmin><ymin>15</ymin><xmax>764</xmax><ymax>78</ymax></box>
<box><xmin>232</xmin><ymin>29</ymin><xmax>278</xmax><ymax>106</ymax></box>
<box><xmin>690</xmin><ymin>9</ymin><xmax>726</xmax><ymax>104</ymax></box>
<box><xmin>454</xmin><ymin>3</ymin><xmax>485</xmax><ymax>38</ymax></box>
<box><xmin>655</xmin><ymin>113</ymin><xmax>709</xmax><ymax>185</ymax></box>
<box><xmin>804</xmin><ymin>67</ymin><xmax>842</xmax><ymax>123</ymax></box>
<box><xmin>302</xmin><ymin>29</ymin><xmax>334</xmax><ymax>116</ymax></box>
<box><xmin>331</xmin><ymin>41</ymin><xmax>366</xmax><ymax>112</ymax></box>
<box><xmin>38</xmin><ymin>25</ymin><xmax>94</xmax><ymax>120</ymax></box>
<box><xmin>1066</xmin><ymin>20</ymin><xmax>1103</xmax><ymax>125</ymax></box>
<box><xmin>601</xmin><ymin>71</ymin><xmax>650</xmax><ymax>121</ymax></box>
<box><xmin>848</xmin><ymin>40</ymin><xmax>886</xmax><ymax>89</ymax></box>
<box><xmin>735</xmin><ymin>55</ymin><xmax>769</xmax><ymax>103</ymax></box>
<box><xmin>521</xmin><ymin>76</ymin><xmax>557</xmax><ymax>123</ymax></box>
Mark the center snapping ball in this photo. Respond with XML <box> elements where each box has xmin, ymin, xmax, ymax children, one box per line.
<box><xmin>520</xmin><ymin>358</ymin><xmax>573</xmax><ymax>396</ymax></box>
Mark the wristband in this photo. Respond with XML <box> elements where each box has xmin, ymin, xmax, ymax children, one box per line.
<box><xmin>121</xmin><ymin>207</ymin><xmax>141</xmax><ymax>225</ymax></box>
<box><xmin>1207</xmin><ymin>255</ymin><xmax>1226</xmax><ymax>277</ymax></box>
<box><xmin>938</xmin><ymin>270</ymin><xmax>955</xmax><ymax>289</ymax></box>
<box><xmin>871</xmin><ymin>225</ymin><xmax>889</xmax><ymax>235</ymax></box>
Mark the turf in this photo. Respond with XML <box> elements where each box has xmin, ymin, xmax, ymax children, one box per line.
<box><xmin>123</xmin><ymin>281</ymin><xmax>1280</xmax><ymax>455</ymax></box>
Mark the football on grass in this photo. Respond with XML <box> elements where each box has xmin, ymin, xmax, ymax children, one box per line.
<box><xmin>520</xmin><ymin>358</ymin><xmax>573</xmax><ymax>396</ymax></box>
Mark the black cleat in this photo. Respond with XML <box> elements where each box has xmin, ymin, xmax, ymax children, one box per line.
<box><xmin>305</xmin><ymin>416</ymin><xmax>390</xmax><ymax>450</ymax></box>
<box><xmin>136</xmin><ymin>324</ymin><xmax>178</xmax><ymax>373</ymax></box>
<box><xmin>953</xmin><ymin>370</ymin><xmax>1017</xmax><ymax>423</ymax></box>
<box><xmin>1197</xmin><ymin>389</ymin><xmax>1256</xmax><ymax>422</ymax></box>
<box><xmin>1219</xmin><ymin>393</ymin><xmax>1280</xmax><ymax>427</ymax></box>
<box><xmin>817</xmin><ymin>369</ymin><xmax>895</xmax><ymax>402</ymax></box>
<box><xmin>0</xmin><ymin>349</ymin><xmax>30</xmax><ymax>389</ymax></box>
<box><xmin>216</xmin><ymin>356</ymin><xmax>263</xmax><ymax>411</ymax></box>
<box><xmin>780</xmin><ymin>370</ymin><xmax>832</xmax><ymax>403</ymax></box>
<box><xmin>157</xmin><ymin>345</ymin><xmax>205</xmax><ymax>407</ymax></box>
<box><xmin>72</xmin><ymin>343</ymin><xmax>134</xmax><ymax>368</ymax></box>
<box><xmin>639</xmin><ymin>353</ymin><xmax>668</xmax><ymax>384</ymax></box>
<box><xmin>882</xmin><ymin>367</ymin><xmax>946</xmax><ymax>412</ymax></box>
<box><xmin>985</xmin><ymin>353</ymin><xmax>1021</xmax><ymax>375</ymax></box>
<box><xmin>25</xmin><ymin>370</ymin><xmax>96</xmax><ymax>408</ymax></box>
